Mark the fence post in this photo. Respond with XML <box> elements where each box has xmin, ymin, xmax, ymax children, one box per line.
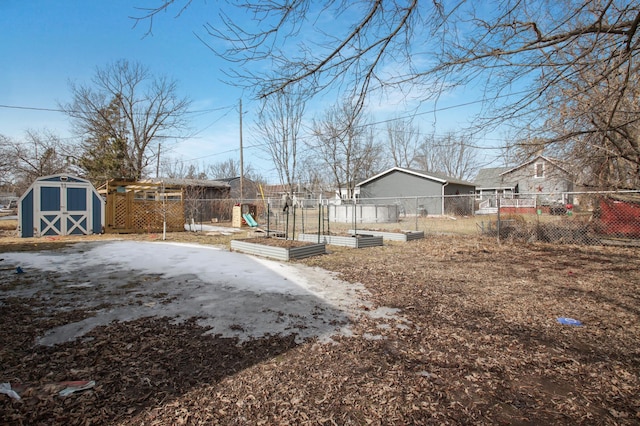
<box><xmin>496</xmin><ymin>195</ymin><xmax>501</xmax><ymax>244</ymax></box>
<box><xmin>285</xmin><ymin>209</ymin><xmax>289</xmax><ymax>240</ymax></box>
<box><xmin>323</xmin><ymin>203</ymin><xmax>326</xmax><ymax>235</ymax></box>
<box><xmin>292</xmin><ymin>204</ymin><xmax>296</xmax><ymax>241</ymax></box>
<box><xmin>318</xmin><ymin>203</ymin><xmax>321</xmax><ymax>243</ymax></box>
<box><xmin>352</xmin><ymin>200</ymin><xmax>356</xmax><ymax>235</ymax></box>
<box><xmin>267</xmin><ymin>203</ymin><xmax>270</xmax><ymax>237</ymax></box>
<box><xmin>162</xmin><ymin>181</ymin><xmax>166</xmax><ymax>240</ymax></box>
<box><xmin>415</xmin><ymin>197</ymin><xmax>419</xmax><ymax>231</ymax></box>
<box><xmin>326</xmin><ymin>203</ymin><xmax>330</xmax><ymax>236</ymax></box>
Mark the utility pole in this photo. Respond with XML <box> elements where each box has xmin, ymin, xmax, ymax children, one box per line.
<box><xmin>156</xmin><ymin>143</ymin><xmax>161</xmax><ymax>178</ymax></box>
<box><xmin>239</xmin><ymin>98</ymin><xmax>244</xmax><ymax>202</ymax></box>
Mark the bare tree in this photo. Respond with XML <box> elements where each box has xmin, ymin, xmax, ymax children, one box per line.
<box><xmin>136</xmin><ymin>1</ymin><xmax>640</xmax><ymax>187</ymax></box>
<box><xmin>542</xmin><ymin>54</ymin><xmax>640</xmax><ymax>189</ymax></box>
<box><xmin>160</xmin><ymin>156</ymin><xmax>195</xmax><ymax>179</ymax></box>
<box><xmin>415</xmin><ymin>132</ymin><xmax>480</xmax><ymax>181</ymax></box>
<box><xmin>297</xmin><ymin>154</ymin><xmax>332</xmax><ymax>197</ymax></box>
<box><xmin>207</xmin><ymin>158</ymin><xmax>259</xmax><ymax>181</ymax></box>
<box><xmin>0</xmin><ymin>135</ymin><xmax>14</xmax><ymax>188</ymax></box>
<box><xmin>207</xmin><ymin>158</ymin><xmax>240</xmax><ymax>179</ymax></box>
<box><xmin>497</xmin><ymin>137</ymin><xmax>525</xmax><ymax>169</ymax></box>
<box><xmin>254</xmin><ymin>88</ymin><xmax>306</xmax><ymax>194</ymax></box>
<box><xmin>359</xmin><ymin>128</ymin><xmax>387</xmax><ymax>182</ymax></box>
<box><xmin>135</xmin><ymin>1</ymin><xmax>424</xmax><ymax>115</ymax></box>
<box><xmin>385</xmin><ymin>118</ymin><xmax>421</xmax><ymax>168</ymax></box>
<box><xmin>2</xmin><ymin>130</ymin><xmax>75</xmax><ymax>195</ymax></box>
<box><xmin>62</xmin><ymin>60</ymin><xmax>191</xmax><ymax>180</ymax></box>
<box><xmin>310</xmin><ymin>100</ymin><xmax>383</xmax><ymax>198</ymax></box>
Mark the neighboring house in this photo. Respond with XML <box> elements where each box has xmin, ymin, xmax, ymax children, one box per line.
<box><xmin>356</xmin><ymin>167</ymin><xmax>476</xmax><ymax>216</ymax></box>
<box><xmin>159</xmin><ymin>177</ymin><xmax>230</xmax><ymax>199</ymax></box>
<box><xmin>0</xmin><ymin>190</ymin><xmax>18</xmax><ymax>211</ymax></box>
<box><xmin>99</xmin><ymin>177</ymin><xmax>230</xmax><ymax>233</ymax></box>
<box><xmin>474</xmin><ymin>156</ymin><xmax>574</xmax><ymax>213</ymax></box>
<box><xmin>158</xmin><ymin>178</ymin><xmax>231</xmax><ymax>224</ymax></box>
<box><xmin>334</xmin><ymin>186</ymin><xmax>360</xmax><ymax>202</ymax></box>
<box><xmin>261</xmin><ymin>183</ymin><xmax>318</xmax><ymax>208</ymax></box>
<box><xmin>215</xmin><ymin>176</ymin><xmax>259</xmax><ymax>200</ymax></box>
<box><xmin>474</xmin><ymin>166</ymin><xmax>514</xmax><ymax>199</ymax></box>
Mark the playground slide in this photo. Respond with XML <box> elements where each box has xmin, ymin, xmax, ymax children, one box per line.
<box><xmin>242</xmin><ymin>213</ymin><xmax>259</xmax><ymax>227</ymax></box>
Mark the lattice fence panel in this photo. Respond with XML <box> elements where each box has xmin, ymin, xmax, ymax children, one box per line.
<box><xmin>166</xmin><ymin>201</ymin><xmax>185</xmax><ymax>231</ymax></box>
<box><xmin>113</xmin><ymin>194</ymin><xmax>127</xmax><ymax>228</ymax></box>
<box><xmin>130</xmin><ymin>199</ymin><xmax>184</xmax><ymax>232</ymax></box>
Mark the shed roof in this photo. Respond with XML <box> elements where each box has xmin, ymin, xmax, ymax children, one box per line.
<box><xmin>35</xmin><ymin>174</ymin><xmax>93</xmax><ymax>184</ymax></box>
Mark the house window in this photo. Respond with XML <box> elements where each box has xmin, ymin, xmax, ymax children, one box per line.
<box><xmin>535</xmin><ymin>163</ymin><xmax>544</xmax><ymax>178</ymax></box>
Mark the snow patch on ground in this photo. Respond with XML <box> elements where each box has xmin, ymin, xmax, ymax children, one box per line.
<box><xmin>1</xmin><ymin>240</ymin><xmax>401</xmax><ymax>346</ymax></box>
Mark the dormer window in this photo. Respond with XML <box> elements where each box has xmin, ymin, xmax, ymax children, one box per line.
<box><xmin>535</xmin><ymin>162</ymin><xmax>544</xmax><ymax>178</ymax></box>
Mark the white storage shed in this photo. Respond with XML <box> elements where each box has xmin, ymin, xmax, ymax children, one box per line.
<box><xmin>18</xmin><ymin>174</ymin><xmax>105</xmax><ymax>238</ymax></box>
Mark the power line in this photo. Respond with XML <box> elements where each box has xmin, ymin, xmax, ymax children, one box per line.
<box><xmin>365</xmin><ymin>89</ymin><xmax>531</xmax><ymax>128</ymax></box>
<box><xmin>0</xmin><ymin>102</ymin><xmax>237</xmax><ymax>115</ymax></box>
<box><xmin>1</xmin><ymin>88</ymin><xmax>529</xmax><ymax>123</ymax></box>
<box><xmin>172</xmin><ymin>142</ymin><xmax>265</xmax><ymax>163</ymax></box>
<box><xmin>0</xmin><ymin>104</ymin><xmax>65</xmax><ymax>113</ymax></box>
<box><xmin>0</xmin><ymin>102</ymin><xmax>238</xmax><ymax>144</ymax></box>
<box><xmin>2</xmin><ymin>90</ymin><xmax>530</xmax><ymax>165</ymax></box>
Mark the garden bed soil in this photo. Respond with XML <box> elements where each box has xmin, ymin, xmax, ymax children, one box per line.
<box><xmin>230</xmin><ymin>237</ymin><xmax>326</xmax><ymax>260</ymax></box>
<box><xmin>349</xmin><ymin>228</ymin><xmax>425</xmax><ymax>241</ymax></box>
<box><xmin>298</xmin><ymin>233</ymin><xmax>384</xmax><ymax>248</ymax></box>
<box><xmin>237</xmin><ymin>236</ymin><xmax>311</xmax><ymax>248</ymax></box>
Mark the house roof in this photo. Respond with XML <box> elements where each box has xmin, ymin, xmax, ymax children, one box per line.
<box><xmin>215</xmin><ymin>176</ymin><xmax>256</xmax><ymax>184</ymax></box>
<box><xmin>215</xmin><ymin>177</ymin><xmax>239</xmax><ymax>183</ymax></box>
<box><xmin>473</xmin><ymin>167</ymin><xmax>515</xmax><ymax>190</ymax></box>
<box><xmin>261</xmin><ymin>184</ymin><xmax>292</xmax><ymax>194</ymax></box>
<box><xmin>107</xmin><ymin>177</ymin><xmax>229</xmax><ymax>189</ymax></box>
<box><xmin>500</xmin><ymin>155</ymin><xmax>571</xmax><ymax>176</ymax></box>
<box><xmin>153</xmin><ymin>178</ymin><xmax>230</xmax><ymax>188</ymax></box>
<box><xmin>261</xmin><ymin>184</ymin><xmax>314</xmax><ymax>194</ymax></box>
<box><xmin>356</xmin><ymin>167</ymin><xmax>476</xmax><ymax>187</ymax></box>
<box><xmin>474</xmin><ymin>156</ymin><xmax>572</xmax><ymax>190</ymax></box>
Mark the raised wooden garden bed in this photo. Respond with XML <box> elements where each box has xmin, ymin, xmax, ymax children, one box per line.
<box><xmin>348</xmin><ymin>229</ymin><xmax>425</xmax><ymax>241</ymax></box>
<box><xmin>230</xmin><ymin>238</ymin><xmax>326</xmax><ymax>261</ymax></box>
<box><xmin>297</xmin><ymin>233</ymin><xmax>384</xmax><ymax>248</ymax></box>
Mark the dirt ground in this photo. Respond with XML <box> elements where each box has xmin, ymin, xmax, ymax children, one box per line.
<box><xmin>1</xmin><ymin>226</ymin><xmax>639</xmax><ymax>425</ymax></box>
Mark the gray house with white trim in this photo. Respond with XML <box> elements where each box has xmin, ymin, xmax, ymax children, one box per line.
<box><xmin>356</xmin><ymin>167</ymin><xmax>476</xmax><ymax>215</ymax></box>
<box><xmin>474</xmin><ymin>156</ymin><xmax>574</xmax><ymax>213</ymax></box>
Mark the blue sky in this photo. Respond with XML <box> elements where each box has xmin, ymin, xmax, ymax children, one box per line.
<box><xmin>1</xmin><ymin>1</ymin><xmax>506</xmax><ymax>182</ymax></box>
<box><xmin>1</xmin><ymin>1</ymin><xmax>247</xmax><ymax>169</ymax></box>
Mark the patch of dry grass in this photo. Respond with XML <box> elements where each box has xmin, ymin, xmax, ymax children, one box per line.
<box><xmin>0</xmin><ymin>219</ymin><xmax>17</xmax><ymax>231</ymax></box>
<box><xmin>1</xmin><ymin>232</ymin><xmax>639</xmax><ymax>424</ymax></box>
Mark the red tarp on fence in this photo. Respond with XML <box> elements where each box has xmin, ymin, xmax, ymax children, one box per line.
<box><xmin>598</xmin><ymin>196</ymin><xmax>640</xmax><ymax>237</ymax></box>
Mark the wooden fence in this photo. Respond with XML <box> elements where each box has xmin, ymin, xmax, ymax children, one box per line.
<box><xmin>104</xmin><ymin>190</ymin><xmax>184</xmax><ymax>234</ymax></box>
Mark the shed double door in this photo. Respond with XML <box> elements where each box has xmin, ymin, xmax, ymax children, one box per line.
<box><xmin>36</xmin><ymin>182</ymin><xmax>91</xmax><ymax>236</ymax></box>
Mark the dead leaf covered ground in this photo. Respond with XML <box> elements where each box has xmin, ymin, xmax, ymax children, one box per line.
<box><xmin>1</xmin><ymin>230</ymin><xmax>639</xmax><ymax>425</ymax></box>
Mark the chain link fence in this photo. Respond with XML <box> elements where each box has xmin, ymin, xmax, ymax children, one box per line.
<box><xmin>185</xmin><ymin>191</ymin><xmax>640</xmax><ymax>246</ymax></box>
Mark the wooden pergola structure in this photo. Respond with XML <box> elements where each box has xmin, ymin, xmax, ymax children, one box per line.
<box><xmin>98</xmin><ymin>179</ymin><xmax>185</xmax><ymax>234</ymax></box>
